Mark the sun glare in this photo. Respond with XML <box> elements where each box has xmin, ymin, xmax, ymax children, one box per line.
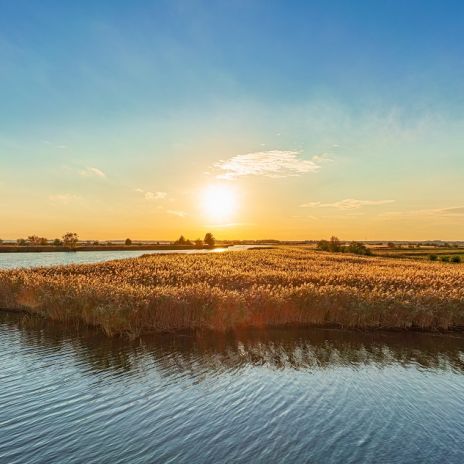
<box><xmin>201</xmin><ymin>184</ymin><xmax>237</xmax><ymax>222</ymax></box>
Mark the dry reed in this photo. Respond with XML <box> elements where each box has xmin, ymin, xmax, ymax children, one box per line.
<box><xmin>0</xmin><ymin>248</ymin><xmax>463</xmax><ymax>336</ymax></box>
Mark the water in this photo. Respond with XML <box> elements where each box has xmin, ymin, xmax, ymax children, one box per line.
<box><xmin>0</xmin><ymin>245</ymin><xmax>257</xmax><ymax>269</ymax></box>
<box><xmin>1</xmin><ymin>314</ymin><xmax>463</xmax><ymax>464</ymax></box>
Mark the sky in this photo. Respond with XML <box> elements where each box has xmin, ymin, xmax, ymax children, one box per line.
<box><xmin>1</xmin><ymin>0</ymin><xmax>463</xmax><ymax>240</ymax></box>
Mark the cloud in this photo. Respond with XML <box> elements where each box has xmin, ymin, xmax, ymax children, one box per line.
<box><xmin>167</xmin><ymin>210</ymin><xmax>188</xmax><ymax>217</ymax></box>
<box><xmin>214</xmin><ymin>150</ymin><xmax>325</xmax><ymax>179</ymax></box>
<box><xmin>80</xmin><ymin>167</ymin><xmax>106</xmax><ymax>178</ymax></box>
<box><xmin>49</xmin><ymin>194</ymin><xmax>80</xmax><ymax>204</ymax></box>
<box><xmin>135</xmin><ymin>188</ymin><xmax>167</xmax><ymax>200</ymax></box>
<box><xmin>144</xmin><ymin>191</ymin><xmax>167</xmax><ymax>200</ymax></box>
<box><xmin>380</xmin><ymin>206</ymin><xmax>464</xmax><ymax>219</ymax></box>
<box><xmin>300</xmin><ymin>198</ymin><xmax>395</xmax><ymax>210</ymax></box>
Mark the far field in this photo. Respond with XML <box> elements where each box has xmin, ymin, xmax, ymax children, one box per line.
<box><xmin>371</xmin><ymin>246</ymin><xmax>464</xmax><ymax>260</ymax></box>
<box><xmin>1</xmin><ymin>247</ymin><xmax>463</xmax><ymax>336</ymax></box>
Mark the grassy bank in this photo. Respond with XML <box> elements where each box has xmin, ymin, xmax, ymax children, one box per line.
<box><xmin>0</xmin><ymin>248</ymin><xmax>463</xmax><ymax>336</ymax></box>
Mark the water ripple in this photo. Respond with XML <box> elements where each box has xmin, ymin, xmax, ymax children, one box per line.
<box><xmin>1</xmin><ymin>314</ymin><xmax>464</xmax><ymax>463</ymax></box>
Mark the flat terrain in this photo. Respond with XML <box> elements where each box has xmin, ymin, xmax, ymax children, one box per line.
<box><xmin>1</xmin><ymin>247</ymin><xmax>463</xmax><ymax>336</ymax></box>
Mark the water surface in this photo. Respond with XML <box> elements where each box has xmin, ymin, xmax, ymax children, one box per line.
<box><xmin>0</xmin><ymin>245</ymin><xmax>255</xmax><ymax>269</ymax></box>
<box><xmin>1</xmin><ymin>313</ymin><xmax>463</xmax><ymax>464</ymax></box>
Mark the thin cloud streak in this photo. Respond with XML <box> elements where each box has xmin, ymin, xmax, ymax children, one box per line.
<box><xmin>80</xmin><ymin>167</ymin><xmax>106</xmax><ymax>178</ymax></box>
<box><xmin>380</xmin><ymin>206</ymin><xmax>464</xmax><ymax>219</ymax></box>
<box><xmin>48</xmin><ymin>193</ymin><xmax>80</xmax><ymax>204</ymax></box>
<box><xmin>300</xmin><ymin>199</ymin><xmax>395</xmax><ymax>210</ymax></box>
<box><xmin>167</xmin><ymin>210</ymin><xmax>188</xmax><ymax>217</ymax></box>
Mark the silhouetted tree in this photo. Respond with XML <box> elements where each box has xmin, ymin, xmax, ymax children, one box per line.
<box><xmin>53</xmin><ymin>238</ymin><xmax>62</xmax><ymax>246</ymax></box>
<box><xmin>62</xmin><ymin>232</ymin><xmax>79</xmax><ymax>249</ymax></box>
<box><xmin>125</xmin><ymin>238</ymin><xmax>132</xmax><ymax>246</ymax></box>
<box><xmin>204</xmin><ymin>232</ymin><xmax>215</xmax><ymax>247</ymax></box>
<box><xmin>195</xmin><ymin>238</ymin><xmax>203</xmax><ymax>247</ymax></box>
<box><xmin>28</xmin><ymin>235</ymin><xmax>47</xmax><ymax>245</ymax></box>
<box><xmin>175</xmin><ymin>235</ymin><xmax>187</xmax><ymax>245</ymax></box>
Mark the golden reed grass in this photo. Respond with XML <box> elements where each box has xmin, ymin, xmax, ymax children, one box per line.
<box><xmin>0</xmin><ymin>248</ymin><xmax>463</xmax><ymax>336</ymax></box>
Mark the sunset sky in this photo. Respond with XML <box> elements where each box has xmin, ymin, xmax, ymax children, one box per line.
<box><xmin>1</xmin><ymin>1</ymin><xmax>463</xmax><ymax>240</ymax></box>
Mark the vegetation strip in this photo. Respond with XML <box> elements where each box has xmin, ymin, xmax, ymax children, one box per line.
<box><xmin>0</xmin><ymin>248</ymin><xmax>463</xmax><ymax>337</ymax></box>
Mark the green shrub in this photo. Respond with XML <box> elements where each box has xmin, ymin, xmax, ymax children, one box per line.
<box><xmin>429</xmin><ymin>254</ymin><xmax>438</xmax><ymax>261</ymax></box>
<box><xmin>347</xmin><ymin>242</ymin><xmax>372</xmax><ymax>256</ymax></box>
<box><xmin>440</xmin><ymin>256</ymin><xmax>450</xmax><ymax>263</ymax></box>
<box><xmin>451</xmin><ymin>256</ymin><xmax>462</xmax><ymax>264</ymax></box>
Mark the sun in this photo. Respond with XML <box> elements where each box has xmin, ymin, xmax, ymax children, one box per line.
<box><xmin>200</xmin><ymin>184</ymin><xmax>237</xmax><ymax>222</ymax></box>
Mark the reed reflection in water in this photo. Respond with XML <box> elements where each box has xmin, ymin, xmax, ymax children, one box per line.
<box><xmin>1</xmin><ymin>313</ymin><xmax>464</xmax><ymax>464</ymax></box>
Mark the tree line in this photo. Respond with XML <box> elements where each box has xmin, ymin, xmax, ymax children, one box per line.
<box><xmin>174</xmin><ymin>232</ymin><xmax>215</xmax><ymax>247</ymax></box>
<box><xmin>2</xmin><ymin>232</ymin><xmax>216</xmax><ymax>248</ymax></box>
<box><xmin>317</xmin><ymin>236</ymin><xmax>372</xmax><ymax>256</ymax></box>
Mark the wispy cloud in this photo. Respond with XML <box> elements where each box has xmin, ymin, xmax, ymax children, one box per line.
<box><xmin>48</xmin><ymin>193</ymin><xmax>80</xmax><ymax>204</ymax></box>
<box><xmin>300</xmin><ymin>198</ymin><xmax>395</xmax><ymax>210</ymax></box>
<box><xmin>167</xmin><ymin>210</ymin><xmax>188</xmax><ymax>217</ymax></box>
<box><xmin>214</xmin><ymin>150</ymin><xmax>328</xmax><ymax>180</ymax></box>
<box><xmin>80</xmin><ymin>167</ymin><xmax>106</xmax><ymax>178</ymax></box>
<box><xmin>135</xmin><ymin>188</ymin><xmax>167</xmax><ymax>200</ymax></box>
<box><xmin>145</xmin><ymin>191</ymin><xmax>167</xmax><ymax>200</ymax></box>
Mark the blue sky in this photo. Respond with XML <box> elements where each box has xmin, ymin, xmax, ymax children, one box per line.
<box><xmin>1</xmin><ymin>1</ymin><xmax>463</xmax><ymax>239</ymax></box>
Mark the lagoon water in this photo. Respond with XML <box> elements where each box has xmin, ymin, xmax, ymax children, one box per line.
<box><xmin>1</xmin><ymin>314</ymin><xmax>463</xmax><ymax>464</ymax></box>
<box><xmin>0</xmin><ymin>245</ymin><xmax>255</xmax><ymax>269</ymax></box>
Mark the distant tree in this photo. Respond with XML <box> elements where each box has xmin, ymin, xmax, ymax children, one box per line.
<box><xmin>195</xmin><ymin>238</ymin><xmax>204</xmax><ymax>247</ymax></box>
<box><xmin>17</xmin><ymin>238</ymin><xmax>27</xmax><ymax>246</ymax></box>
<box><xmin>329</xmin><ymin>236</ymin><xmax>341</xmax><ymax>252</ymax></box>
<box><xmin>316</xmin><ymin>240</ymin><xmax>330</xmax><ymax>252</ymax></box>
<box><xmin>125</xmin><ymin>238</ymin><xmax>132</xmax><ymax>246</ymax></box>
<box><xmin>26</xmin><ymin>235</ymin><xmax>48</xmax><ymax>245</ymax></box>
<box><xmin>93</xmin><ymin>241</ymin><xmax>99</xmax><ymax>246</ymax></box>
<box><xmin>53</xmin><ymin>238</ymin><xmax>63</xmax><ymax>246</ymax></box>
<box><xmin>440</xmin><ymin>256</ymin><xmax>450</xmax><ymax>263</ymax></box>
<box><xmin>27</xmin><ymin>235</ymin><xmax>41</xmax><ymax>245</ymax></box>
<box><xmin>175</xmin><ymin>235</ymin><xmax>187</xmax><ymax>245</ymax></box>
<box><xmin>347</xmin><ymin>242</ymin><xmax>372</xmax><ymax>256</ymax></box>
<box><xmin>387</xmin><ymin>242</ymin><xmax>396</xmax><ymax>248</ymax></box>
<box><xmin>429</xmin><ymin>254</ymin><xmax>438</xmax><ymax>261</ymax></box>
<box><xmin>204</xmin><ymin>232</ymin><xmax>215</xmax><ymax>247</ymax></box>
<box><xmin>451</xmin><ymin>256</ymin><xmax>462</xmax><ymax>264</ymax></box>
<box><xmin>62</xmin><ymin>232</ymin><xmax>79</xmax><ymax>249</ymax></box>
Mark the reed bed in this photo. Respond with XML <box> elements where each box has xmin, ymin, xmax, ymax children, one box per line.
<box><xmin>0</xmin><ymin>248</ymin><xmax>463</xmax><ymax>336</ymax></box>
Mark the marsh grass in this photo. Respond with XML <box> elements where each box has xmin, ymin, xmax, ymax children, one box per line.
<box><xmin>0</xmin><ymin>248</ymin><xmax>463</xmax><ymax>337</ymax></box>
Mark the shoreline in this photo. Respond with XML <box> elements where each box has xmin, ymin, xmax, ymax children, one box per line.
<box><xmin>1</xmin><ymin>306</ymin><xmax>463</xmax><ymax>337</ymax></box>
<box><xmin>0</xmin><ymin>244</ymin><xmax>228</xmax><ymax>253</ymax></box>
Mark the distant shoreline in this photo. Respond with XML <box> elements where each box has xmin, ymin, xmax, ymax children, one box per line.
<box><xmin>0</xmin><ymin>244</ymin><xmax>229</xmax><ymax>253</ymax></box>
